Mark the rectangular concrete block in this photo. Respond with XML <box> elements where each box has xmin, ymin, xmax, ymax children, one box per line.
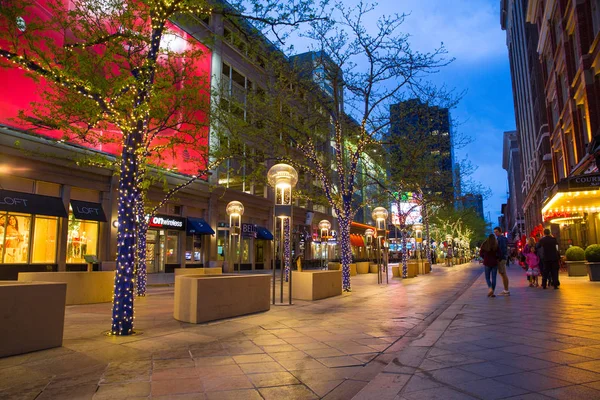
<box><xmin>18</xmin><ymin>272</ymin><xmax>115</xmax><ymax>305</ymax></box>
<box><xmin>292</xmin><ymin>270</ymin><xmax>342</xmax><ymax>301</ymax></box>
<box><xmin>356</xmin><ymin>262</ymin><xmax>370</xmax><ymax>274</ymax></box>
<box><xmin>0</xmin><ymin>281</ymin><xmax>66</xmax><ymax>357</ymax></box>
<box><xmin>174</xmin><ymin>274</ymin><xmax>270</xmax><ymax>324</ymax></box>
<box><xmin>174</xmin><ymin>267</ymin><xmax>222</xmax><ymax>278</ymax></box>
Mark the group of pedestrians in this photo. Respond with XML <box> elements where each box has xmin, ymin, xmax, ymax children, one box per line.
<box><xmin>479</xmin><ymin>227</ymin><xmax>561</xmax><ymax>297</ymax></box>
<box><xmin>479</xmin><ymin>227</ymin><xmax>511</xmax><ymax>297</ymax></box>
<box><xmin>525</xmin><ymin>228</ymin><xmax>561</xmax><ymax>289</ymax></box>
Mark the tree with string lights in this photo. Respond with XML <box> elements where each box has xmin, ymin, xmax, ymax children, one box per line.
<box><xmin>0</xmin><ymin>0</ymin><xmax>326</xmax><ymax>334</ymax></box>
<box><xmin>233</xmin><ymin>2</ymin><xmax>451</xmax><ymax>291</ymax></box>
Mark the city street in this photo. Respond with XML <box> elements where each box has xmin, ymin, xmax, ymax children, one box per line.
<box><xmin>1</xmin><ymin>264</ymin><xmax>599</xmax><ymax>399</ymax></box>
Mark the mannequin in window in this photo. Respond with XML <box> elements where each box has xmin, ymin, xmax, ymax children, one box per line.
<box><xmin>0</xmin><ymin>215</ymin><xmax>6</xmax><ymax>258</ymax></box>
<box><xmin>5</xmin><ymin>215</ymin><xmax>23</xmax><ymax>262</ymax></box>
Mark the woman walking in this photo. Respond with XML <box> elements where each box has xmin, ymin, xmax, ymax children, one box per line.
<box><xmin>479</xmin><ymin>234</ymin><xmax>500</xmax><ymax>297</ymax></box>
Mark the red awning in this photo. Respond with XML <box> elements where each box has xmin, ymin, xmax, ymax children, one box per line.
<box><xmin>350</xmin><ymin>234</ymin><xmax>365</xmax><ymax>247</ymax></box>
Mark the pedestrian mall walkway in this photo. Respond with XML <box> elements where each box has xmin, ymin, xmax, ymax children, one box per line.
<box><xmin>1</xmin><ymin>262</ymin><xmax>599</xmax><ymax>399</ymax></box>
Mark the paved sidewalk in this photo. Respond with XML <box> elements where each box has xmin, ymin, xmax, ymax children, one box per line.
<box><xmin>0</xmin><ymin>263</ymin><xmax>481</xmax><ymax>400</ymax></box>
<box><xmin>355</xmin><ymin>263</ymin><xmax>600</xmax><ymax>400</ymax></box>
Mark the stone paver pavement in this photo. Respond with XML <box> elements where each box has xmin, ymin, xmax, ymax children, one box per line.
<box><xmin>355</xmin><ymin>262</ymin><xmax>600</xmax><ymax>400</ymax></box>
<box><xmin>0</xmin><ymin>263</ymin><xmax>481</xmax><ymax>399</ymax></box>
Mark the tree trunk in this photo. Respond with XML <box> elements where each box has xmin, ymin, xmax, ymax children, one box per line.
<box><xmin>284</xmin><ymin>217</ymin><xmax>290</xmax><ymax>281</ymax></box>
<box><xmin>424</xmin><ymin>204</ymin><xmax>431</xmax><ymax>265</ymax></box>
<box><xmin>111</xmin><ymin>140</ymin><xmax>139</xmax><ymax>335</ymax></box>
<box><xmin>135</xmin><ymin>197</ymin><xmax>148</xmax><ymax>297</ymax></box>
<box><xmin>338</xmin><ymin>216</ymin><xmax>352</xmax><ymax>291</ymax></box>
<box><xmin>401</xmin><ymin>228</ymin><xmax>408</xmax><ymax>278</ymax></box>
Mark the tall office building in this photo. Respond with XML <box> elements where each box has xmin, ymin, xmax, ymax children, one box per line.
<box><xmin>388</xmin><ymin>99</ymin><xmax>456</xmax><ymax>204</ymax></box>
<box><xmin>502</xmin><ymin>131</ymin><xmax>526</xmax><ymax>240</ymax></box>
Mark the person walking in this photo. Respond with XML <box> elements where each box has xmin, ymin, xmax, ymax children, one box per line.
<box><xmin>536</xmin><ymin>229</ymin><xmax>560</xmax><ymax>289</ymax></box>
<box><xmin>480</xmin><ymin>234</ymin><xmax>500</xmax><ymax>297</ymax></box>
<box><xmin>523</xmin><ymin>237</ymin><xmax>540</xmax><ymax>287</ymax></box>
<box><xmin>494</xmin><ymin>227</ymin><xmax>510</xmax><ymax>295</ymax></box>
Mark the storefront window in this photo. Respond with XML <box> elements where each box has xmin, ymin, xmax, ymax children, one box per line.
<box><xmin>0</xmin><ymin>213</ymin><xmax>31</xmax><ymax>264</ymax></box>
<box><xmin>67</xmin><ymin>214</ymin><xmax>99</xmax><ymax>263</ymax></box>
<box><xmin>185</xmin><ymin>235</ymin><xmax>202</xmax><ymax>262</ymax></box>
<box><xmin>32</xmin><ymin>216</ymin><xmax>58</xmax><ymax>263</ymax></box>
<box><xmin>166</xmin><ymin>230</ymin><xmax>179</xmax><ymax>264</ymax></box>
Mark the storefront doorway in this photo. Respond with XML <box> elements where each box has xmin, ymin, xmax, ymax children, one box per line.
<box><xmin>146</xmin><ymin>230</ymin><xmax>164</xmax><ymax>274</ymax></box>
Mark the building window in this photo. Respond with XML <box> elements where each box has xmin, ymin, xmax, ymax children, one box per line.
<box><xmin>0</xmin><ymin>213</ymin><xmax>31</xmax><ymax>264</ymax></box>
<box><xmin>166</xmin><ymin>231</ymin><xmax>179</xmax><ymax>264</ymax></box>
<box><xmin>592</xmin><ymin>0</ymin><xmax>600</xmax><ymax>37</ymax></box>
<box><xmin>566</xmin><ymin>133</ymin><xmax>577</xmax><ymax>172</ymax></box>
<box><xmin>32</xmin><ymin>216</ymin><xmax>58</xmax><ymax>263</ymax></box>
<box><xmin>67</xmin><ymin>214</ymin><xmax>99</xmax><ymax>264</ymax></box>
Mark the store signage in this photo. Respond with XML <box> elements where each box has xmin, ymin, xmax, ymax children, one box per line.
<box><xmin>568</xmin><ymin>174</ymin><xmax>600</xmax><ymax>190</ymax></box>
<box><xmin>70</xmin><ymin>200</ymin><xmax>107</xmax><ymax>222</ymax></box>
<box><xmin>242</xmin><ymin>223</ymin><xmax>257</xmax><ymax>237</ymax></box>
<box><xmin>148</xmin><ymin>214</ymin><xmax>186</xmax><ymax>230</ymax></box>
<box><xmin>0</xmin><ymin>189</ymin><xmax>68</xmax><ymax>217</ymax></box>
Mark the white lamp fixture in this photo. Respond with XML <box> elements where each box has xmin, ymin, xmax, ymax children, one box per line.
<box><xmin>267</xmin><ymin>163</ymin><xmax>298</xmax><ymax>209</ymax></box>
<box><xmin>226</xmin><ymin>201</ymin><xmax>244</xmax><ymax>235</ymax></box>
<box><xmin>319</xmin><ymin>219</ymin><xmax>331</xmax><ymax>239</ymax></box>
<box><xmin>371</xmin><ymin>207</ymin><xmax>388</xmax><ymax>231</ymax></box>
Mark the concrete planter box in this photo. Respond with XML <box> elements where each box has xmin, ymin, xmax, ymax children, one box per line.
<box><xmin>356</xmin><ymin>262</ymin><xmax>370</xmax><ymax>274</ymax></box>
<box><xmin>369</xmin><ymin>263</ymin><xmax>378</xmax><ymax>273</ymax></box>
<box><xmin>18</xmin><ymin>271</ymin><xmax>115</xmax><ymax>305</ymax></box>
<box><xmin>174</xmin><ymin>274</ymin><xmax>270</xmax><ymax>324</ymax></box>
<box><xmin>586</xmin><ymin>262</ymin><xmax>600</xmax><ymax>281</ymax></box>
<box><xmin>328</xmin><ymin>262</ymin><xmax>340</xmax><ymax>271</ymax></box>
<box><xmin>292</xmin><ymin>270</ymin><xmax>342</xmax><ymax>300</ymax></box>
<box><xmin>174</xmin><ymin>267</ymin><xmax>222</xmax><ymax>278</ymax></box>
<box><xmin>392</xmin><ymin>265</ymin><xmax>401</xmax><ymax>277</ymax></box>
<box><xmin>409</xmin><ymin>261</ymin><xmax>419</xmax><ymax>277</ymax></box>
<box><xmin>0</xmin><ymin>281</ymin><xmax>66</xmax><ymax>357</ymax></box>
<box><xmin>566</xmin><ymin>261</ymin><xmax>587</xmax><ymax>276</ymax></box>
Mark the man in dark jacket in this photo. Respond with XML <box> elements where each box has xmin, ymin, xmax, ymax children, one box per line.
<box><xmin>536</xmin><ymin>229</ymin><xmax>560</xmax><ymax>289</ymax></box>
<box><xmin>494</xmin><ymin>227</ymin><xmax>510</xmax><ymax>295</ymax></box>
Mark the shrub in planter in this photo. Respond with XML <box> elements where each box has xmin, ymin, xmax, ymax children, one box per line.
<box><xmin>566</xmin><ymin>246</ymin><xmax>587</xmax><ymax>276</ymax></box>
<box><xmin>584</xmin><ymin>244</ymin><xmax>600</xmax><ymax>281</ymax></box>
<box><xmin>566</xmin><ymin>246</ymin><xmax>585</xmax><ymax>261</ymax></box>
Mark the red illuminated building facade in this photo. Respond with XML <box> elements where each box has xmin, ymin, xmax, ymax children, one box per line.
<box><xmin>0</xmin><ymin>2</ymin><xmax>377</xmax><ymax>279</ymax></box>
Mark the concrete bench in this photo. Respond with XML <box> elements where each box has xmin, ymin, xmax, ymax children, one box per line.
<box><xmin>328</xmin><ymin>262</ymin><xmax>340</xmax><ymax>270</ymax></box>
<box><xmin>0</xmin><ymin>281</ymin><xmax>66</xmax><ymax>357</ymax></box>
<box><xmin>392</xmin><ymin>262</ymin><xmax>418</xmax><ymax>278</ymax></box>
<box><xmin>356</xmin><ymin>262</ymin><xmax>370</xmax><ymax>274</ymax></box>
<box><xmin>174</xmin><ymin>274</ymin><xmax>270</xmax><ymax>324</ymax></box>
<box><xmin>369</xmin><ymin>263</ymin><xmax>379</xmax><ymax>273</ymax></box>
<box><xmin>292</xmin><ymin>270</ymin><xmax>342</xmax><ymax>301</ymax></box>
<box><xmin>174</xmin><ymin>267</ymin><xmax>222</xmax><ymax>278</ymax></box>
<box><xmin>18</xmin><ymin>271</ymin><xmax>115</xmax><ymax>305</ymax></box>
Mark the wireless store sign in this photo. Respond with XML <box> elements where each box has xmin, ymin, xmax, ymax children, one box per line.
<box><xmin>147</xmin><ymin>214</ymin><xmax>186</xmax><ymax>230</ymax></box>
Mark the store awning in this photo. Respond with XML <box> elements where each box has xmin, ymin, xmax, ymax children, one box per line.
<box><xmin>70</xmin><ymin>200</ymin><xmax>107</xmax><ymax>222</ymax></box>
<box><xmin>541</xmin><ymin>173</ymin><xmax>600</xmax><ymax>223</ymax></box>
<box><xmin>186</xmin><ymin>217</ymin><xmax>215</xmax><ymax>235</ymax></box>
<box><xmin>256</xmin><ymin>226</ymin><xmax>274</xmax><ymax>240</ymax></box>
<box><xmin>0</xmin><ymin>189</ymin><xmax>67</xmax><ymax>217</ymax></box>
<box><xmin>350</xmin><ymin>234</ymin><xmax>365</xmax><ymax>247</ymax></box>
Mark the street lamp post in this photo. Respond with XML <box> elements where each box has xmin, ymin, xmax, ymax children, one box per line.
<box><xmin>267</xmin><ymin>163</ymin><xmax>298</xmax><ymax>305</ymax></box>
<box><xmin>372</xmin><ymin>207</ymin><xmax>388</xmax><ymax>284</ymax></box>
<box><xmin>414</xmin><ymin>222</ymin><xmax>423</xmax><ymax>272</ymax></box>
<box><xmin>446</xmin><ymin>234</ymin><xmax>453</xmax><ymax>267</ymax></box>
<box><xmin>319</xmin><ymin>220</ymin><xmax>331</xmax><ymax>269</ymax></box>
<box><xmin>226</xmin><ymin>201</ymin><xmax>244</xmax><ymax>272</ymax></box>
<box><xmin>365</xmin><ymin>228</ymin><xmax>374</xmax><ymax>262</ymax></box>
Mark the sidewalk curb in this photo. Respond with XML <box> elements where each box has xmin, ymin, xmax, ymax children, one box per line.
<box><xmin>352</xmin><ymin>264</ymin><xmax>482</xmax><ymax>400</ymax></box>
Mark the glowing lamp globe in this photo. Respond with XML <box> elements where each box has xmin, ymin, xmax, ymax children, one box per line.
<box><xmin>371</xmin><ymin>207</ymin><xmax>388</xmax><ymax>231</ymax></box>
<box><xmin>226</xmin><ymin>201</ymin><xmax>244</xmax><ymax>235</ymax></box>
<box><xmin>268</xmin><ymin>164</ymin><xmax>298</xmax><ymax>206</ymax></box>
<box><xmin>364</xmin><ymin>228</ymin><xmax>374</xmax><ymax>237</ymax></box>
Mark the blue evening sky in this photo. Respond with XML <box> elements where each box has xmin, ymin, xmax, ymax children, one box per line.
<box><xmin>284</xmin><ymin>0</ymin><xmax>515</xmax><ymax>225</ymax></box>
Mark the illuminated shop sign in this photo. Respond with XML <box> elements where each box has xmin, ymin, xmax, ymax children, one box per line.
<box><xmin>568</xmin><ymin>174</ymin><xmax>600</xmax><ymax>189</ymax></box>
<box><xmin>0</xmin><ymin>189</ymin><xmax>68</xmax><ymax>217</ymax></box>
<box><xmin>147</xmin><ymin>214</ymin><xmax>186</xmax><ymax>230</ymax></box>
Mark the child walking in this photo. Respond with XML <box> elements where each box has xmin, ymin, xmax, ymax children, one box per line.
<box><xmin>524</xmin><ymin>237</ymin><xmax>540</xmax><ymax>287</ymax></box>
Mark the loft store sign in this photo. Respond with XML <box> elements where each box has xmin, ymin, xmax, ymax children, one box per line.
<box><xmin>0</xmin><ymin>196</ymin><xmax>28</xmax><ymax>207</ymax></box>
<box><xmin>75</xmin><ymin>205</ymin><xmax>100</xmax><ymax>215</ymax></box>
<box><xmin>147</xmin><ymin>214</ymin><xmax>186</xmax><ymax>230</ymax></box>
<box><xmin>569</xmin><ymin>174</ymin><xmax>600</xmax><ymax>190</ymax></box>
